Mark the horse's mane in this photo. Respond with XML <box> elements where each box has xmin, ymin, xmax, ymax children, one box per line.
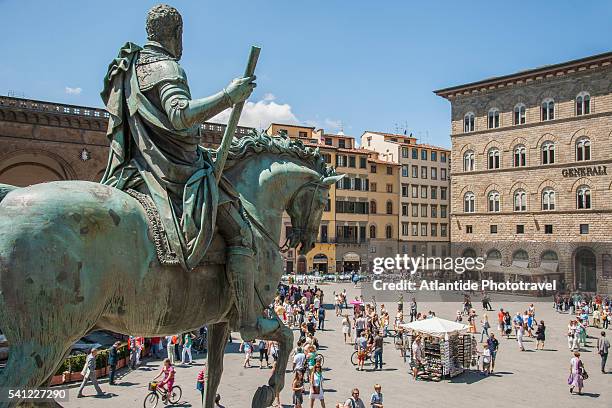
<box><xmin>224</xmin><ymin>131</ymin><xmax>335</xmax><ymax>177</ymax></box>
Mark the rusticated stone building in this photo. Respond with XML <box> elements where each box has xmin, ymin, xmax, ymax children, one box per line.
<box><xmin>435</xmin><ymin>51</ymin><xmax>612</xmax><ymax>293</ymax></box>
<box><xmin>0</xmin><ymin>96</ymin><xmax>252</xmax><ymax>186</ymax></box>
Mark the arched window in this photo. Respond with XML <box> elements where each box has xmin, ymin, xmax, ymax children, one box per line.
<box><xmin>487</xmin><ymin>249</ymin><xmax>502</xmax><ymax>260</ymax></box>
<box><xmin>370</xmin><ymin>200</ymin><xmax>377</xmax><ymax>214</ymax></box>
<box><xmin>464</xmin><ymin>192</ymin><xmax>475</xmax><ymax>213</ymax></box>
<box><xmin>487</xmin><ymin>148</ymin><xmax>500</xmax><ymax>169</ymax></box>
<box><xmin>576</xmin><ymin>92</ymin><xmax>590</xmax><ymax>116</ymax></box>
<box><xmin>512</xmin><ymin>249</ymin><xmax>529</xmax><ymax>267</ymax></box>
<box><xmin>576</xmin><ymin>137</ymin><xmax>591</xmax><ymax>161</ymax></box>
<box><xmin>542</xmin><ymin>188</ymin><xmax>556</xmax><ymax>211</ymax></box>
<box><xmin>577</xmin><ymin>185</ymin><xmax>591</xmax><ymax>209</ymax></box>
<box><xmin>369</xmin><ymin>224</ymin><xmax>377</xmax><ymax>239</ymax></box>
<box><xmin>464</xmin><ymin>112</ymin><xmax>475</xmax><ymax>133</ymax></box>
<box><xmin>541</xmin><ymin>250</ymin><xmax>558</xmax><ymax>261</ymax></box>
<box><xmin>541</xmin><ymin>141</ymin><xmax>555</xmax><ymax>164</ymax></box>
<box><xmin>488</xmin><ymin>191</ymin><xmax>500</xmax><ymax>212</ymax></box>
<box><xmin>514</xmin><ymin>103</ymin><xmax>526</xmax><ymax>125</ymax></box>
<box><xmin>488</xmin><ymin>108</ymin><xmax>500</xmax><ymax>129</ymax></box>
<box><xmin>385</xmin><ymin>225</ymin><xmax>393</xmax><ymax>239</ymax></box>
<box><xmin>386</xmin><ymin>200</ymin><xmax>393</xmax><ymax>215</ymax></box>
<box><xmin>514</xmin><ymin>189</ymin><xmax>527</xmax><ymax>212</ymax></box>
<box><xmin>463</xmin><ymin>150</ymin><xmax>475</xmax><ymax>171</ymax></box>
<box><xmin>541</xmin><ymin>98</ymin><xmax>554</xmax><ymax>121</ymax></box>
<box><xmin>513</xmin><ymin>145</ymin><xmax>526</xmax><ymax>167</ymax></box>
<box><xmin>463</xmin><ymin>248</ymin><xmax>477</xmax><ymax>258</ymax></box>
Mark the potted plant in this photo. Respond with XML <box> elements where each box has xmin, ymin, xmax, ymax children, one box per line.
<box><xmin>69</xmin><ymin>353</ymin><xmax>86</xmax><ymax>382</ymax></box>
<box><xmin>95</xmin><ymin>350</ymin><xmax>108</xmax><ymax>377</ymax></box>
<box><xmin>52</xmin><ymin>359</ymin><xmax>69</xmax><ymax>385</ymax></box>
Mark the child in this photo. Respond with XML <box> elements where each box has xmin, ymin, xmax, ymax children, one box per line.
<box><xmin>196</xmin><ymin>364</ymin><xmax>206</xmax><ymax>403</ymax></box>
<box><xmin>240</xmin><ymin>340</ymin><xmax>253</xmax><ymax>368</ymax></box>
<box><xmin>481</xmin><ymin>344</ymin><xmax>491</xmax><ymax>375</ymax></box>
<box><xmin>153</xmin><ymin>358</ymin><xmax>175</xmax><ymax>401</ymax></box>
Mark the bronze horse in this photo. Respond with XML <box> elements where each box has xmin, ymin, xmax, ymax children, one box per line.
<box><xmin>0</xmin><ymin>134</ymin><xmax>341</xmax><ymax>408</ymax></box>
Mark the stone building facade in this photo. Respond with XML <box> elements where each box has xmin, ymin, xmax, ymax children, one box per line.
<box><xmin>0</xmin><ymin>96</ymin><xmax>253</xmax><ymax>187</ymax></box>
<box><xmin>435</xmin><ymin>52</ymin><xmax>612</xmax><ymax>293</ymax></box>
<box><xmin>361</xmin><ymin>131</ymin><xmax>451</xmax><ymax>259</ymax></box>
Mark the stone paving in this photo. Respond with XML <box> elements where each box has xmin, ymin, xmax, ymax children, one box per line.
<box><xmin>56</xmin><ymin>283</ymin><xmax>611</xmax><ymax>407</ymax></box>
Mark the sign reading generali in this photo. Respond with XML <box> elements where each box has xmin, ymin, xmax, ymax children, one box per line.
<box><xmin>561</xmin><ymin>165</ymin><xmax>607</xmax><ymax>178</ymax></box>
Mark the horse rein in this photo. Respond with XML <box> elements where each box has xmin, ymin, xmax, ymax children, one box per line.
<box><xmin>242</xmin><ymin>176</ymin><xmax>330</xmax><ymax>254</ymax></box>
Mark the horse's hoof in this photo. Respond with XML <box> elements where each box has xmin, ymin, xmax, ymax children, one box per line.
<box><xmin>251</xmin><ymin>385</ymin><xmax>275</xmax><ymax>408</ymax></box>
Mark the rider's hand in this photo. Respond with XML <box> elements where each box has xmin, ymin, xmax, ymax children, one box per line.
<box><xmin>224</xmin><ymin>76</ymin><xmax>256</xmax><ymax>105</ymax></box>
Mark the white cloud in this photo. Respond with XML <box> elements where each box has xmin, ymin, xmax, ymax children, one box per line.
<box><xmin>324</xmin><ymin>118</ymin><xmax>343</xmax><ymax>131</ymax></box>
<box><xmin>65</xmin><ymin>87</ymin><xmax>82</xmax><ymax>95</ymax></box>
<box><xmin>211</xmin><ymin>94</ymin><xmax>299</xmax><ymax>130</ymax></box>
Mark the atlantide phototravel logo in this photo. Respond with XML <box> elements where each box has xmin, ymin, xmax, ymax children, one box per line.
<box><xmin>367</xmin><ymin>253</ymin><xmax>558</xmax><ymax>301</ymax></box>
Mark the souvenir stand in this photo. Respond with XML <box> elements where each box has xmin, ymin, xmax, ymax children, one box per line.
<box><xmin>399</xmin><ymin>317</ymin><xmax>476</xmax><ymax>381</ymax></box>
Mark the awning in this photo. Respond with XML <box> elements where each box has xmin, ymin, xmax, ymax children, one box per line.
<box><xmin>399</xmin><ymin>317</ymin><xmax>469</xmax><ymax>338</ymax></box>
<box><xmin>343</xmin><ymin>253</ymin><xmax>360</xmax><ymax>262</ymax></box>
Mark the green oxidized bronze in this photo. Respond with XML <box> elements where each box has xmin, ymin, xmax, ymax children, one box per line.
<box><xmin>0</xmin><ymin>4</ymin><xmax>342</xmax><ymax>408</ymax></box>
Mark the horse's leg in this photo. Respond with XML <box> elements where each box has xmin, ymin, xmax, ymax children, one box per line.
<box><xmin>241</xmin><ymin>317</ymin><xmax>293</xmax><ymax>408</ymax></box>
<box><xmin>0</xmin><ymin>338</ymin><xmax>70</xmax><ymax>408</ymax></box>
<box><xmin>205</xmin><ymin>322</ymin><xmax>229</xmax><ymax>408</ymax></box>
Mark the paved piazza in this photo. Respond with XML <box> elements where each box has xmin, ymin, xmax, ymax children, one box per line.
<box><xmin>57</xmin><ymin>283</ymin><xmax>611</xmax><ymax>407</ymax></box>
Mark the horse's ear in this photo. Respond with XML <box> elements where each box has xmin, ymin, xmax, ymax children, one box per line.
<box><xmin>321</xmin><ymin>174</ymin><xmax>345</xmax><ymax>185</ymax></box>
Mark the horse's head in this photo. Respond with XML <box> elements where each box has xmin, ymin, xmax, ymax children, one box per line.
<box><xmin>286</xmin><ymin>173</ymin><xmax>343</xmax><ymax>255</ymax></box>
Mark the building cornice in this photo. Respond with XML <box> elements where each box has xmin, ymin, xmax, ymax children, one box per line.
<box><xmin>435</xmin><ymin>52</ymin><xmax>612</xmax><ymax>100</ymax></box>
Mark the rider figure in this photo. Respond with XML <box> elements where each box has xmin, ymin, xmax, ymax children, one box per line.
<box><xmin>101</xmin><ymin>4</ymin><xmax>257</xmax><ymax>329</ymax></box>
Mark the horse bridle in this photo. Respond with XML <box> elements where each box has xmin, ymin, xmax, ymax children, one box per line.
<box><xmin>242</xmin><ymin>176</ymin><xmax>330</xmax><ymax>253</ymax></box>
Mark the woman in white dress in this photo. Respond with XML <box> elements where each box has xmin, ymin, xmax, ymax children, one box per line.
<box><xmin>309</xmin><ymin>362</ymin><xmax>326</xmax><ymax>407</ymax></box>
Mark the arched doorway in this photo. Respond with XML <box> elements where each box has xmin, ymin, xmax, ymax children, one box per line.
<box><xmin>297</xmin><ymin>255</ymin><xmax>307</xmax><ymax>275</ymax></box>
<box><xmin>313</xmin><ymin>253</ymin><xmax>328</xmax><ymax>274</ymax></box>
<box><xmin>342</xmin><ymin>252</ymin><xmax>360</xmax><ymax>273</ymax></box>
<box><xmin>0</xmin><ymin>150</ymin><xmax>75</xmax><ymax>186</ymax></box>
<box><xmin>575</xmin><ymin>248</ymin><xmax>596</xmax><ymax>291</ymax></box>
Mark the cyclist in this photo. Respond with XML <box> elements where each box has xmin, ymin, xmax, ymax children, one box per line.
<box><xmin>153</xmin><ymin>358</ymin><xmax>175</xmax><ymax>402</ymax></box>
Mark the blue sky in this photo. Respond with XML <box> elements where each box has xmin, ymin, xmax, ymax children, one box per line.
<box><xmin>1</xmin><ymin>1</ymin><xmax>611</xmax><ymax>147</ymax></box>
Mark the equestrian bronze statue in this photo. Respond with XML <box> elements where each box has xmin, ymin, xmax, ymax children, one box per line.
<box><xmin>0</xmin><ymin>4</ymin><xmax>341</xmax><ymax>408</ymax></box>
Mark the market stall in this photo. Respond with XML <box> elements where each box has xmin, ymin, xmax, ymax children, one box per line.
<box><xmin>399</xmin><ymin>317</ymin><xmax>476</xmax><ymax>381</ymax></box>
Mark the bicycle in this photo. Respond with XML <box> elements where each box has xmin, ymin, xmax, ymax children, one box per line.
<box><xmin>144</xmin><ymin>381</ymin><xmax>183</xmax><ymax>408</ymax></box>
<box><xmin>350</xmin><ymin>348</ymin><xmax>376</xmax><ymax>366</ymax></box>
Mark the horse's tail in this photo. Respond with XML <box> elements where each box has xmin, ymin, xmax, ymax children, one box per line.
<box><xmin>0</xmin><ymin>183</ymin><xmax>18</xmax><ymax>203</ymax></box>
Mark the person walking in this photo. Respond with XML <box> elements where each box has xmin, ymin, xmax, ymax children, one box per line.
<box><xmin>128</xmin><ymin>336</ymin><xmax>138</xmax><ymax>369</ymax></box>
<box><xmin>370</xmin><ymin>384</ymin><xmax>383</xmax><ymax>408</ymax></box>
<box><xmin>411</xmin><ymin>336</ymin><xmax>424</xmax><ymax>380</ymax></box>
<box><xmin>108</xmin><ymin>341</ymin><xmax>120</xmax><ymax>385</ymax></box>
<box><xmin>409</xmin><ymin>298</ymin><xmax>417</xmax><ymax>322</ymax></box>
<box><xmin>356</xmin><ymin>332</ymin><xmax>367</xmax><ymax>372</ymax></box>
<box><xmin>318</xmin><ymin>307</ymin><xmax>326</xmax><ymax>331</ymax></box>
<box><xmin>373</xmin><ymin>331</ymin><xmax>384</xmax><ymax>371</ymax></box>
<box><xmin>597</xmin><ymin>331</ymin><xmax>610</xmax><ymax>373</ymax></box>
<box><xmin>196</xmin><ymin>364</ymin><xmax>206</xmax><ymax>405</ymax></box>
<box><xmin>343</xmin><ymin>388</ymin><xmax>365</xmax><ymax>408</ymax></box>
<box><xmin>516</xmin><ymin>323</ymin><xmax>525</xmax><ymax>351</ymax></box>
<box><xmin>480</xmin><ymin>313</ymin><xmax>490</xmax><ymax>343</ymax></box>
<box><xmin>481</xmin><ymin>344</ymin><xmax>491</xmax><ymax>375</ymax></box>
<box><xmin>292</xmin><ymin>370</ymin><xmax>305</xmax><ymax>408</ymax></box>
<box><xmin>258</xmin><ymin>339</ymin><xmax>270</xmax><ymax>369</ymax></box>
<box><xmin>535</xmin><ymin>320</ymin><xmax>546</xmax><ymax>350</ymax></box>
<box><xmin>342</xmin><ymin>315</ymin><xmax>352</xmax><ymax>344</ymax></box>
<box><xmin>568</xmin><ymin>352</ymin><xmax>585</xmax><ymax>395</ymax></box>
<box><xmin>486</xmin><ymin>334</ymin><xmax>499</xmax><ymax>372</ymax></box>
<box><xmin>308</xmin><ymin>363</ymin><xmax>326</xmax><ymax>407</ymax></box>
<box><xmin>182</xmin><ymin>332</ymin><xmax>195</xmax><ymax>365</ymax></box>
<box><xmin>240</xmin><ymin>340</ymin><xmax>253</xmax><ymax>368</ymax></box>
<box><xmin>76</xmin><ymin>348</ymin><xmax>104</xmax><ymax>398</ymax></box>
<box><xmin>166</xmin><ymin>335</ymin><xmax>176</xmax><ymax>364</ymax></box>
